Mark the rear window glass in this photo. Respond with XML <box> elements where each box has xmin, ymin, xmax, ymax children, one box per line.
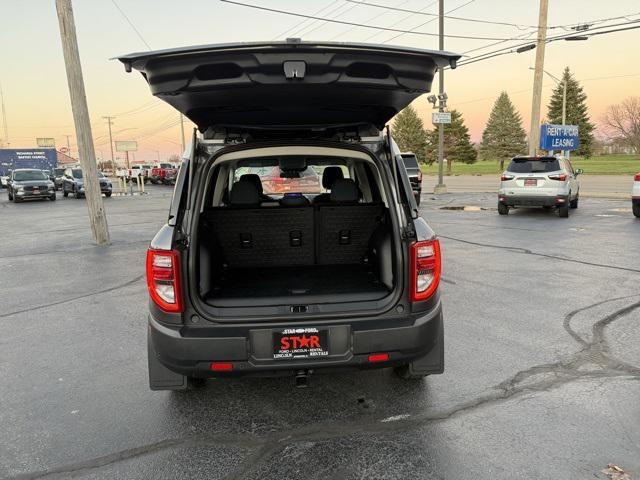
<box><xmin>402</xmin><ymin>155</ymin><xmax>419</xmax><ymax>168</ymax></box>
<box><xmin>507</xmin><ymin>159</ymin><xmax>561</xmax><ymax>173</ymax></box>
<box><xmin>233</xmin><ymin>164</ymin><xmax>349</xmax><ymax>195</ymax></box>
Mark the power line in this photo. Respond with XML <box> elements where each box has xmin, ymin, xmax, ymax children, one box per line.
<box><xmin>328</xmin><ymin>0</ymin><xmax>411</xmax><ymax>41</ymax></box>
<box><xmin>456</xmin><ymin>19</ymin><xmax>640</xmax><ymax>67</ymax></box>
<box><xmin>219</xmin><ymin>0</ymin><xmax>533</xmax><ymax>41</ymax></box>
<box><xmin>361</xmin><ymin>0</ymin><xmax>438</xmax><ymax>43</ymax></box>
<box><xmin>382</xmin><ymin>0</ymin><xmax>473</xmax><ymax>44</ymax></box>
<box><xmin>272</xmin><ymin>0</ymin><xmax>341</xmax><ymax>40</ymax></box>
<box><xmin>345</xmin><ymin>0</ymin><xmax>537</xmax><ymax>30</ymax></box>
<box><xmin>110</xmin><ymin>0</ymin><xmax>151</xmax><ymax>50</ymax></box>
<box><xmin>296</xmin><ymin>1</ymin><xmax>360</xmax><ymax>38</ymax></box>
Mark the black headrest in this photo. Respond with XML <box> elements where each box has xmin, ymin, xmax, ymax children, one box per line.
<box><xmin>330</xmin><ymin>179</ymin><xmax>359</xmax><ymax>203</ymax></box>
<box><xmin>240</xmin><ymin>173</ymin><xmax>263</xmax><ymax>195</ymax></box>
<box><xmin>279</xmin><ymin>193</ymin><xmax>310</xmax><ymax>207</ymax></box>
<box><xmin>229</xmin><ymin>180</ymin><xmax>260</xmax><ymax>206</ymax></box>
<box><xmin>322</xmin><ymin>166</ymin><xmax>344</xmax><ymax>189</ymax></box>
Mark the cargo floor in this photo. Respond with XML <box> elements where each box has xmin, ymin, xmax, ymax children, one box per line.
<box><xmin>204</xmin><ymin>264</ymin><xmax>389</xmax><ymax>306</ymax></box>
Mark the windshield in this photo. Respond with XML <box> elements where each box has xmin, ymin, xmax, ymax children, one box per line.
<box><xmin>507</xmin><ymin>159</ymin><xmax>561</xmax><ymax>174</ymax></box>
<box><xmin>54</xmin><ymin>168</ymin><xmax>65</xmax><ymax>175</ymax></box>
<box><xmin>72</xmin><ymin>169</ymin><xmax>83</xmax><ymax>179</ymax></box>
<box><xmin>14</xmin><ymin>170</ymin><xmax>47</xmax><ymax>181</ymax></box>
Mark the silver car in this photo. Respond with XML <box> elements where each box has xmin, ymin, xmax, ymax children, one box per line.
<box><xmin>632</xmin><ymin>172</ymin><xmax>640</xmax><ymax>218</ymax></box>
<box><xmin>498</xmin><ymin>156</ymin><xmax>581</xmax><ymax>218</ymax></box>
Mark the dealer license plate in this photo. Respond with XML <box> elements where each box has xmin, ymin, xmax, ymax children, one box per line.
<box><xmin>273</xmin><ymin>327</ymin><xmax>329</xmax><ymax>359</ymax></box>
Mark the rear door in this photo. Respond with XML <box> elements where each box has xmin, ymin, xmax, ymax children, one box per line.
<box><xmin>116</xmin><ymin>41</ymin><xmax>459</xmax><ymax>131</ymax></box>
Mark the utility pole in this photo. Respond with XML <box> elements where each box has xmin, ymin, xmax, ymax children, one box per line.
<box><xmin>56</xmin><ymin>0</ymin><xmax>110</xmax><ymax>245</ymax></box>
<box><xmin>434</xmin><ymin>0</ymin><xmax>447</xmax><ymax>194</ymax></box>
<box><xmin>64</xmin><ymin>134</ymin><xmax>72</xmax><ymax>157</ymax></box>
<box><xmin>155</xmin><ymin>150</ymin><xmax>160</xmax><ymax>162</ymax></box>
<box><xmin>103</xmin><ymin>115</ymin><xmax>115</xmax><ymax>165</ymax></box>
<box><xmin>179</xmin><ymin>114</ymin><xmax>186</xmax><ymax>154</ymax></box>
<box><xmin>0</xmin><ymin>81</ymin><xmax>8</xmax><ymax>147</ymax></box>
<box><xmin>528</xmin><ymin>0</ymin><xmax>549</xmax><ymax>156</ymax></box>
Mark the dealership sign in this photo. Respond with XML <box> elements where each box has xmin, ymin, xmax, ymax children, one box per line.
<box><xmin>115</xmin><ymin>140</ymin><xmax>138</xmax><ymax>152</ymax></box>
<box><xmin>36</xmin><ymin>137</ymin><xmax>56</xmax><ymax>147</ymax></box>
<box><xmin>540</xmin><ymin>124</ymin><xmax>579</xmax><ymax>151</ymax></box>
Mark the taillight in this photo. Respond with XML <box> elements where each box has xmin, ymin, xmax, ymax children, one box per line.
<box><xmin>634</xmin><ymin>173</ymin><xmax>640</xmax><ymax>181</ymax></box>
<box><xmin>410</xmin><ymin>239</ymin><xmax>441</xmax><ymax>302</ymax></box>
<box><xmin>501</xmin><ymin>174</ymin><xmax>514</xmax><ymax>181</ymax></box>
<box><xmin>146</xmin><ymin>249</ymin><xmax>183</xmax><ymax>313</ymax></box>
<box><xmin>548</xmin><ymin>174</ymin><xmax>567</xmax><ymax>181</ymax></box>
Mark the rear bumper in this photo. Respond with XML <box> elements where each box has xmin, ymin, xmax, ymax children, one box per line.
<box><xmin>148</xmin><ymin>302</ymin><xmax>443</xmax><ymax>378</ymax></box>
<box><xmin>499</xmin><ymin>194</ymin><xmax>568</xmax><ymax>207</ymax></box>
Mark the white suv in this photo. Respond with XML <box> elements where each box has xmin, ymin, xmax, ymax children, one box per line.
<box><xmin>498</xmin><ymin>156</ymin><xmax>581</xmax><ymax>218</ymax></box>
<box><xmin>632</xmin><ymin>173</ymin><xmax>640</xmax><ymax>218</ymax></box>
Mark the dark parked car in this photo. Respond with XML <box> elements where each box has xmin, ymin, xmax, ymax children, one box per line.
<box><xmin>6</xmin><ymin>168</ymin><xmax>56</xmax><ymax>203</ymax></box>
<box><xmin>118</xmin><ymin>41</ymin><xmax>458</xmax><ymax>390</ymax></box>
<box><xmin>53</xmin><ymin>168</ymin><xmax>66</xmax><ymax>190</ymax></box>
<box><xmin>61</xmin><ymin>168</ymin><xmax>113</xmax><ymax>199</ymax></box>
<box><xmin>401</xmin><ymin>152</ymin><xmax>423</xmax><ymax>205</ymax></box>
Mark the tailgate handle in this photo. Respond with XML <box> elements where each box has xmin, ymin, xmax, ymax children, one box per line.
<box><xmin>283</xmin><ymin>61</ymin><xmax>306</xmax><ymax>79</ymax></box>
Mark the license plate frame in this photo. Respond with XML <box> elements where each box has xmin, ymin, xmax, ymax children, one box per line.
<box><xmin>273</xmin><ymin>327</ymin><xmax>329</xmax><ymax>360</ymax></box>
<box><xmin>524</xmin><ymin>179</ymin><xmax>537</xmax><ymax>187</ymax></box>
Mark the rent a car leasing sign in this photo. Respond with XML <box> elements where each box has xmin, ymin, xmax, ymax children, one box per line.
<box><xmin>539</xmin><ymin>124</ymin><xmax>580</xmax><ymax>151</ymax></box>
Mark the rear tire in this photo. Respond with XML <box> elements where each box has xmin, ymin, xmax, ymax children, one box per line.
<box><xmin>570</xmin><ymin>195</ymin><xmax>579</xmax><ymax>209</ymax></box>
<box><xmin>558</xmin><ymin>202</ymin><xmax>570</xmax><ymax>218</ymax></box>
<box><xmin>75</xmin><ymin>189</ymin><xmax>83</xmax><ymax>199</ymax></box>
<box><xmin>105</xmin><ymin>192</ymin><xmax>112</xmax><ymax>198</ymax></box>
<box><xmin>50</xmin><ymin>193</ymin><xmax>56</xmax><ymax>201</ymax></box>
<box><xmin>7</xmin><ymin>191</ymin><xmax>13</xmax><ymax>201</ymax></box>
<box><xmin>62</xmin><ymin>186</ymin><xmax>69</xmax><ymax>197</ymax></box>
<box><xmin>414</xmin><ymin>191</ymin><xmax>421</xmax><ymax>206</ymax></box>
<box><xmin>633</xmin><ymin>201</ymin><xmax>640</xmax><ymax>218</ymax></box>
<box><xmin>498</xmin><ymin>203</ymin><xmax>509</xmax><ymax>215</ymax></box>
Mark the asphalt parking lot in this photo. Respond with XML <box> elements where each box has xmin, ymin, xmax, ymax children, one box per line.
<box><xmin>1</xmin><ymin>184</ymin><xmax>638</xmax><ymax>480</ymax></box>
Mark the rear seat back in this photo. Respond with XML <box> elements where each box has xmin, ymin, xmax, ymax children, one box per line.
<box><xmin>316</xmin><ymin>204</ymin><xmax>384</xmax><ymax>265</ymax></box>
<box><xmin>203</xmin><ymin>207</ymin><xmax>314</xmax><ymax>268</ymax></box>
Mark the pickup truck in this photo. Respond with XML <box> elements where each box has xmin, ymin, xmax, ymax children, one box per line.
<box><xmin>149</xmin><ymin>163</ymin><xmax>179</xmax><ymax>185</ymax></box>
<box><xmin>129</xmin><ymin>164</ymin><xmax>152</xmax><ymax>183</ymax></box>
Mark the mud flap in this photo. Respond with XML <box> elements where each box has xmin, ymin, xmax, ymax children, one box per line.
<box><xmin>148</xmin><ymin>329</ymin><xmax>187</xmax><ymax>390</ymax></box>
<box><xmin>407</xmin><ymin>312</ymin><xmax>444</xmax><ymax>376</ymax></box>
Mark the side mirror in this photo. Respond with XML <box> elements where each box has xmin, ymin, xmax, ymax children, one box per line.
<box><xmin>575</xmin><ymin>168</ymin><xmax>583</xmax><ymax>175</ymax></box>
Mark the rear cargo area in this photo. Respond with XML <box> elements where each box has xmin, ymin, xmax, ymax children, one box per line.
<box><xmin>198</xmin><ymin>203</ymin><xmax>394</xmax><ymax>307</ymax></box>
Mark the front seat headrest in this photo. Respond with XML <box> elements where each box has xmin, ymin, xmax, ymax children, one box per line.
<box><xmin>229</xmin><ymin>180</ymin><xmax>260</xmax><ymax>206</ymax></box>
<box><xmin>280</xmin><ymin>193</ymin><xmax>310</xmax><ymax>207</ymax></box>
<box><xmin>322</xmin><ymin>166</ymin><xmax>344</xmax><ymax>189</ymax></box>
<box><xmin>240</xmin><ymin>173</ymin><xmax>264</xmax><ymax>195</ymax></box>
<box><xmin>330</xmin><ymin>178</ymin><xmax>359</xmax><ymax>203</ymax></box>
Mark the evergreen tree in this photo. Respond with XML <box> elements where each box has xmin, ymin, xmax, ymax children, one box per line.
<box><xmin>547</xmin><ymin>67</ymin><xmax>594</xmax><ymax>157</ymax></box>
<box><xmin>480</xmin><ymin>92</ymin><xmax>527</xmax><ymax>170</ymax></box>
<box><xmin>425</xmin><ymin>110</ymin><xmax>477</xmax><ymax>172</ymax></box>
<box><xmin>391</xmin><ymin>105</ymin><xmax>429</xmax><ymax>164</ymax></box>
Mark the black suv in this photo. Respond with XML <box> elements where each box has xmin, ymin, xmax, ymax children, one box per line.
<box><xmin>401</xmin><ymin>152</ymin><xmax>423</xmax><ymax>205</ymax></box>
<box><xmin>118</xmin><ymin>41</ymin><xmax>458</xmax><ymax>390</ymax></box>
<box><xmin>6</xmin><ymin>169</ymin><xmax>56</xmax><ymax>202</ymax></box>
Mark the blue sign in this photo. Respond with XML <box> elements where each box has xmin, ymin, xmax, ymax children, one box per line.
<box><xmin>0</xmin><ymin>148</ymin><xmax>58</xmax><ymax>176</ymax></box>
<box><xmin>540</xmin><ymin>124</ymin><xmax>580</xmax><ymax>151</ymax></box>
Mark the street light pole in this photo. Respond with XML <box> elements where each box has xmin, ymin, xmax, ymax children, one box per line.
<box><xmin>434</xmin><ymin>0</ymin><xmax>447</xmax><ymax>194</ymax></box>
<box><xmin>528</xmin><ymin>0</ymin><xmax>549</xmax><ymax>156</ymax></box>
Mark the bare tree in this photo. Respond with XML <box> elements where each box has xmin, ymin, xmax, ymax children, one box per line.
<box><xmin>603</xmin><ymin>97</ymin><xmax>640</xmax><ymax>153</ymax></box>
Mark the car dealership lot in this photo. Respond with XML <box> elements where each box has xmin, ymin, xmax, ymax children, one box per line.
<box><xmin>1</xmin><ymin>186</ymin><xmax>638</xmax><ymax>479</ymax></box>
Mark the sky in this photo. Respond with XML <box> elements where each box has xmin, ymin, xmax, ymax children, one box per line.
<box><xmin>0</xmin><ymin>0</ymin><xmax>639</xmax><ymax>162</ymax></box>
